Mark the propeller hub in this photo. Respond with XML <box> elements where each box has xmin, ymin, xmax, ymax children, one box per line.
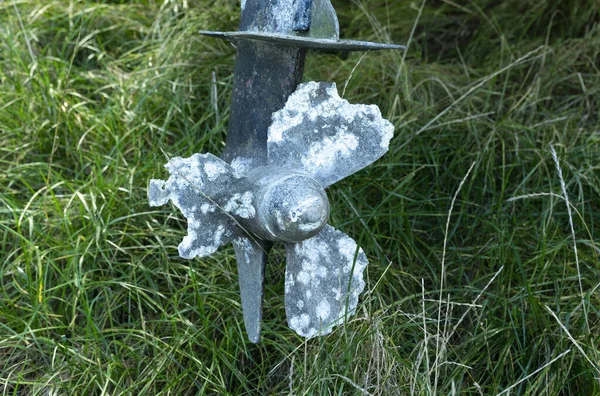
<box><xmin>256</xmin><ymin>173</ymin><xmax>330</xmax><ymax>243</ymax></box>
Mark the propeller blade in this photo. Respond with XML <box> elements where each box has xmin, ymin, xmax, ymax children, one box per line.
<box><xmin>284</xmin><ymin>225</ymin><xmax>368</xmax><ymax>338</ymax></box>
<box><xmin>149</xmin><ymin>153</ymin><xmax>255</xmax><ymax>259</ymax></box>
<box><xmin>233</xmin><ymin>236</ymin><xmax>269</xmax><ymax>343</ymax></box>
<box><xmin>267</xmin><ymin>82</ymin><xmax>394</xmax><ymax>187</ymax></box>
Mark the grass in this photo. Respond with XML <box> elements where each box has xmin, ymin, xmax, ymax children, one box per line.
<box><xmin>1</xmin><ymin>0</ymin><xmax>599</xmax><ymax>394</ymax></box>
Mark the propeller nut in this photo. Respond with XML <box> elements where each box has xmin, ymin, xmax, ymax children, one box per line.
<box><xmin>256</xmin><ymin>173</ymin><xmax>330</xmax><ymax>243</ymax></box>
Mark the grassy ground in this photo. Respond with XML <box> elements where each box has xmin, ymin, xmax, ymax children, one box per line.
<box><xmin>1</xmin><ymin>0</ymin><xmax>599</xmax><ymax>394</ymax></box>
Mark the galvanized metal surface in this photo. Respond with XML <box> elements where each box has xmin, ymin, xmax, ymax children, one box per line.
<box><xmin>232</xmin><ymin>237</ymin><xmax>266</xmax><ymax>344</ymax></box>
<box><xmin>148</xmin><ymin>82</ymin><xmax>395</xmax><ymax>341</ymax></box>
<box><xmin>303</xmin><ymin>0</ymin><xmax>338</xmax><ymax>39</ymax></box>
<box><xmin>203</xmin><ymin>0</ymin><xmax>405</xmax><ymax>51</ymax></box>
<box><xmin>224</xmin><ymin>0</ymin><xmax>312</xmax><ymax>344</ymax></box>
<box><xmin>199</xmin><ymin>30</ymin><xmax>406</xmax><ymax>51</ymax></box>
<box><xmin>150</xmin><ymin>0</ymin><xmax>405</xmax><ymax>343</ymax></box>
<box><xmin>240</xmin><ymin>0</ymin><xmax>303</xmax><ymax>33</ymax></box>
<box><xmin>221</xmin><ymin>41</ymin><xmax>306</xmax><ymax>164</ymax></box>
<box><xmin>148</xmin><ymin>153</ymin><xmax>251</xmax><ymax>259</ymax></box>
<box><xmin>293</xmin><ymin>0</ymin><xmax>313</xmax><ymax>32</ymax></box>
<box><xmin>245</xmin><ymin>166</ymin><xmax>330</xmax><ymax>243</ymax></box>
<box><xmin>267</xmin><ymin>81</ymin><xmax>394</xmax><ymax>187</ymax></box>
<box><xmin>284</xmin><ymin>225</ymin><xmax>368</xmax><ymax>338</ymax></box>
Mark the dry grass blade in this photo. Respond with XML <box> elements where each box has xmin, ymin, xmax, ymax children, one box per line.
<box><xmin>495</xmin><ymin>349</ymin><xmax>572</xmax><ymax>396</ymax></box>
<box><xmin>433</xmin><ymin>161</ymin><xmax>476</xmax><ymax>394</ymax></box>
<box><xmin>550</xmin><ymin>145</ymin><xmax>588</xmax><ymax>332</ymax></box>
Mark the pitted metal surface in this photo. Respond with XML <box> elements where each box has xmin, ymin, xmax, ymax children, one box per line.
<box><xmin>149</xmin><ymin>83</ymin><xmax>394</xmax><ymax>340</ymax></box>
<box><xmin>150</xmin><ymin>0</ymin><xmax>402</xmax><ymax>343</ymax></box>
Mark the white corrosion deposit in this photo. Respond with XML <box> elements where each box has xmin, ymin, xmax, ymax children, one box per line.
<box><xmin>267</xmin><ymin>81</ymin><xmax>395</xmax><ymax>187</ymax></box>
<box><xmin>285</xmin><ymin>225</ymin><xmax>368</xmax><ymax>338</ymax></box>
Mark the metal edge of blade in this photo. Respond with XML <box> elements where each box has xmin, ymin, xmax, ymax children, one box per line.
<box><xmin>199</xmin><ymin>30</ymin><xmax>406</xmax><ymax>51</ymax></box>
<box><xmin>232</xmin><ymin>236</ymin><xmax>269</xmax><ymax>343</ymax></box>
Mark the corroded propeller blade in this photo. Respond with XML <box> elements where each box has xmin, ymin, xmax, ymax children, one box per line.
<box><xmin>148</xmin><ymin>153</ymin><xmax>254</xmax><ymax>259</ymax></box>
<box><xmin>232</xmin><ymin>236</ymin><xmax>269</xmax><ymax>343</ymax></box>
<box><xmin>267</xmin><ymin>82</ymin><xmax>394</xmax><ymax>187</ymax></box>
<box><xmin>284</xmin><ymin>225</ymin><xmax>368</xmax><ymax>338</ymax></box>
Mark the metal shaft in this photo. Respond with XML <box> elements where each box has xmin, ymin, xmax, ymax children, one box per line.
<box><xmin>222</xmin><ymin>42</ymin><xmax>306</xmax><ymax>163</ymax></box>
<box><xmin>222</xmin><ymin>0</ymin><xmax>309</xmax><ymax>164</ymax></box>
<box><xmin>223</xmin><ymin>0</ymin><xmax>312</xmax><ymax>343</ymax></box>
